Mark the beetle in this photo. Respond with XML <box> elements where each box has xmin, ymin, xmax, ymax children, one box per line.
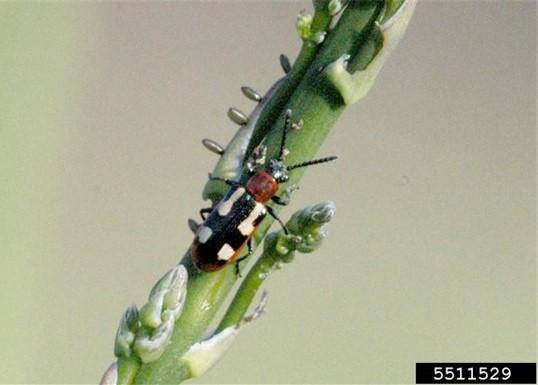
<box><xmin>191</xmin><ymin>110</ymin><xmax>337</xmax><ymax>273</ymax></box>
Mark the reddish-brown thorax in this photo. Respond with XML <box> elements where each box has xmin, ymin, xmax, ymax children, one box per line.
<box><xmin>246</xmin><ymin>171</ymin><xmax>278</xmax><ymax>202</ymax></box>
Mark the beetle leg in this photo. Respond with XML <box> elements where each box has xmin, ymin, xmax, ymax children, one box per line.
<box><xmin>271</xmin><ymin>184</ymin><xmax>298</xmax><ymax>206</ymax></box>
<box><xmin>208</xmin><ymin>175</ymin><xmax>241</xmax><ymax>187</ymax></box>
<box><xmin>266</xmin><ymin>206</ymin><xmax>289</xmax><ymax>235</ymax></box>
<box><xmin>235</xmin><ymin>239</ymin><xmax>253</xmax><ymax>277</ymax></box>
<box><xmin>199</xmin><ymin>208</ymin><xmax>212</xmax><ymax>220</ymax></box>
<box><xmin>271</xmin><ymin>195</ymin><xmax>289</xmax><ymax>206</ymax></box>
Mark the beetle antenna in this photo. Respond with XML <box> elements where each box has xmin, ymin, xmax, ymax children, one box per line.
<box><xmin>278</xmin><ymin>109</ymin><xmax>292</xmax><ymax>161</ymax></box>
<box><xmin>287</xmin><ymin>155</ymin><xmax>338</xmax><ymax>170</ymax></box>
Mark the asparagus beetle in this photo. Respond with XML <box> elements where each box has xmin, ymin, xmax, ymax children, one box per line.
<box><xmin>191</xmin><ymin>110</ymin><xmax>337</xmax><ymax>273</ymax></box>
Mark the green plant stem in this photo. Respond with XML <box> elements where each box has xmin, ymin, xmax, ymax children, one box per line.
<box><xmin>129</xmin><ymin>257</ymin><xmax>235</xmax><ymax>383</ymax></box>
<box><xmin>216</xmin><ymin>239</ymin><xmax>282</xmax><ymax>331</ymax></box>
<box><xmin>244</xmin><ymin>1</ymin><xmax>333</xmax><ymax>160</ymax></box>
<box><xmin>127</xmin><ymin>2</ymin><xmax>391</xmax><ymax>384</ymax></box>
<box><xmin>262</xmin><ymin>0</ymin><xmax>382</xmax><ymax>164</ymax></box>
<box><xmin>117</xmin><ymin>358</ymin><xmax>139</xmax><ymax>385</ymax></box>
<box><xmin>203</xmin><ymin>2</ymin><xmax>332</xmax><ymax>208</ymax></box>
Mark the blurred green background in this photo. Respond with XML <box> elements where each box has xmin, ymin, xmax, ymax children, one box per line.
<box><xmin>1</xmin><ymin>1</ymin><xmax>535</xmax><ymax>384</ymax></box>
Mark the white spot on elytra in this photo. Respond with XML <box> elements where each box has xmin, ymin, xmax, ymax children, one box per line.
<box><xmin>196</xmin><ymin>226</ymin><xmax>213</xmax><ymax>243</ymax></box>
<box><xmin>217</xmin><ymin>244</ymin><xmax>235</xmax><ymax>261</ymax></box>
<box><xmin>217</xmin><ymin>188</ymin><xmax>244</xmax><ymax>216</ymax></box>
<box><xmin>237</xmin><ymin>203</ymin><xmax>266</xmax><ymax>236</ymax></box>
